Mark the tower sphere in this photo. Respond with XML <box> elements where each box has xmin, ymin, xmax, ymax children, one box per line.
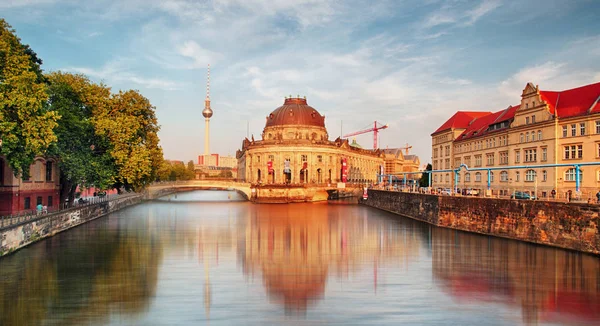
<box><xmin>203</xmin><ymin>106</ymin><xmax>213</xmax><ymax>118</ymax></box>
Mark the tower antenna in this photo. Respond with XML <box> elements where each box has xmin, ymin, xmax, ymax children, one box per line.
<box><xmin>202</xmin><ymin>64</ymin><xmax>213</xmax><ymax>156</ymax></box>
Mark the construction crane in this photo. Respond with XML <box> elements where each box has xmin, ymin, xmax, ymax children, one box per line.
<box><xmin>343</xmin><ymin>121</ymin><xmax>388</xmax><ymax>149</ymax></box>
<box><xmin>400</xmin><ymin>143</ymin><xmax>412</xmax><ymax>155</ymax></box>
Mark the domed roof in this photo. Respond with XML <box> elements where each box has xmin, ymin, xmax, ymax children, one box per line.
<box><xmin>265</xmin><ymin>97</ymin><xmax>325</xmax><ymax>128</ymax></box>
<box><xmin>350</xmin><ymin>138</ymin><xmax>362</xmax><ymax>149</ymax></box>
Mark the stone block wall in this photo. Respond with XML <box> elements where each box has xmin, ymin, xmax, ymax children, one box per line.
<box><xmin>0</xmin><ymin>195</ymin><xmax>142</xmax><ymax>257</ymax></box>
<box><xmin>363</xmin><ymin>190</ymin><xmax>600</xmax><ymax>254</ymax></box>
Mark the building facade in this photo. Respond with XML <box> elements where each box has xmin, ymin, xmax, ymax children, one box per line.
<box><xmin>431</xmin><ymin>82</ymin><xmax>600</xmax><ymax>198</ymax></box>
<box><xmin>382</xmin><ymin>148</ymin><xmax>422</xmax><ymax>183</ymax></box>
<box><xmin>0</xmin><ymin>156</ymin><xmax>61</xmax><ymax>215</ymax></box>
<box><xmin>236</xmin><ymin>97</ymin><xmax>384</xmax><ymax>185</ymax></box>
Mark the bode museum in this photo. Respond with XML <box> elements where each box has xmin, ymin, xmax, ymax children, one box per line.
<box><xmin>236</xmin><ymin>97</ymin><xmax>386</xmax><ymax>185</ymax></box>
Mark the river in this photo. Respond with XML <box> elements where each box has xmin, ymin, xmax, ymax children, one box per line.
<box><xmin>0</xmin><ymin>190</ymin><xmax>598</xmax><ymax>325</ymax></box>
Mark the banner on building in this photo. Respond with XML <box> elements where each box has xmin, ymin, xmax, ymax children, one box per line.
<box><xmin>267</xmin><ymin>161</ymin><xmax>273</xmax><ymax>174</ymax></box>
<box><xmin>302</xmin><ymin>161</ymin><xmax>307</xmax><ymax>170</ymax></box>
<box><xmin>341</xmin><ymin>158</ymin><xmax>348</xmax><ymax>183</ymax></box>
<box><xmin>284</xmin><ymin>159</ymin><xmax>291</xmax><ymax>173</ymax></box>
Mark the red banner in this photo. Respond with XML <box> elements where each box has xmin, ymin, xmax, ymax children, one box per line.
<box><xmin>341</xmin><ymin>158</ymin><xmax>348</xmax><ymax>182</ymax></box>
<box><xmin>302</xmin><ymin>161</ymin><xmax>307</xmax><ymax>170</ymax></box>
<box><xmin>267</xmin><ymin>161</ymin><xmax>273</xmax><ymax>174</ymax></box>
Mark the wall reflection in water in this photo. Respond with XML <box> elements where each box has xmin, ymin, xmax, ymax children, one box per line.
<box><xmin>0</xmin><ymin>218</ymin><xmax>162</xmax><ymax>326</ymax></box>
<box><xmin>431</xmin><ymin>228</ymin><xmax>600</xmax><ymax>325</ymax></box>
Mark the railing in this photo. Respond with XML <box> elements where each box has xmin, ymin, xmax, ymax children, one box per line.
<box><xmin>0</xmin><ymin>192</ymin><xmax>138</xmax><ymax>230</ymax></box>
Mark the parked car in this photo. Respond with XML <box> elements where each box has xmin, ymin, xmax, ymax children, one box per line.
<box><xmin>511</xmin><ymin>191</ymin><xmax>536</xmax><ymax>200</ymax></box>
<box><xmin>440</xmin><ymin>188</ymin><xmax>453</xmax><ymax>196</ymax></box>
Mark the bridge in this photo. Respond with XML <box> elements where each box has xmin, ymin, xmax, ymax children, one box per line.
<box><xmin>146</xmin><ymin>180</ymin><xmax>252</xmax><ymax>200</ymax></box>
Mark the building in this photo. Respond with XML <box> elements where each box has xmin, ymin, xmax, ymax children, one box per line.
<box><xmin>382</xmin><ymin>148</ymin><xmax>422</xmax><ymax>184</ymax></box>
<box><xmin>236</xmin><ymin>97</ymin><xmax>384</xmax><ymax>184</ymax></box>
<box><xmin>0</xmin><ymin>156</ymin><xmax>60</xmax><ymax>215</ymax></box>
<box><xmin>431</xmin><ymin>81</ymin><xmax>600</xmax><ymax>198</ymax></box>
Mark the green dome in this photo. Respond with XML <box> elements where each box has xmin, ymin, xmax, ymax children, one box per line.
<box><xmin>350</xmin><ymin>138</ymin><xmax>362</xmax><ymax>149</ymax></box>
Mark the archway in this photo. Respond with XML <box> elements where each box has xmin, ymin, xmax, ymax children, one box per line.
<box><xmin>257</xmin><ymin>169</ymin><xmax>261</xmax><ymax>182</ymax></box>
<box><xmin>317</xmin><ymin>168</ymin><xmax>322</xmax><ymax>184</ymax></box>
<box><xmin>328</xmin><ymin>169</ymin><xmax>332</xmax><ymax>183</ymax></box>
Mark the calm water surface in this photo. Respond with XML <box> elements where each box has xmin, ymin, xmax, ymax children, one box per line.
<box><xmin>1</xmin><ymin>190</ymin><xmax>599</xmax><ymax>325</ymax></box>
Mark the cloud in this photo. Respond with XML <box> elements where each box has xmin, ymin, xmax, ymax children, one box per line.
<box><xmin>177</xmin><ymin>41</ymin><xmax>220</xmax><ymax>69</ymax></box>
<box><xmin>65</xmin><ymin>60</ymin><xmax>181</xmax><ymax>91</ymax></box>
<box><xmin>421</xmin><ymin>0</ymin><xmax>501</xmax><ymax>30</ymax></box>
<box><xmin>464</xmin><ymin>0</ymin><xmax>502</xmax><ymax>25</ymax></box>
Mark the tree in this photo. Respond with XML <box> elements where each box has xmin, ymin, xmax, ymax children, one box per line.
<box><xmin>187</xmin><ymin>160</ymin><xmax>195</xmax><ymax>175</ymax></box>
<box><xmin>0</xmin><ymin>19</ymin><xmax>59</xmax><ymax>176</ymax></box>
<box><xmin>92</xmin><ymin>90</ymin><xmax>163</xmax><ymax>191</ymax></box>
<box><xmin>419</xmin><ymin>163</ymin><xmax>432</xmax><ymax>187</ymax></box>
<box><xmin>45</xmin><ymin>72</ymin><xmax>116</xmax><ymax>204</ymax></box>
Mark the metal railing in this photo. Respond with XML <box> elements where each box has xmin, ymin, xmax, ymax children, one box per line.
<box><xmin>0</xmin><ymin>192</ymin><xmax>138</xmax><ymax>230</ymax></box>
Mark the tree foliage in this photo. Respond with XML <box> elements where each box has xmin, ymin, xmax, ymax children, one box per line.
<box><xmin>156</xmin><ymin>160</ymin><xmax>195</xmax><ymax>181</ymax></box>
<box><xmin>0</xmin><ymin>19</ymin><xmax>59</xmax><ymax>176</ymax></box>
<box><xmin>419</xmin><ymin>163</ymin><xmax>432</xmax><ymax>187</ymax></box>
<box><xmin>46</xmin><ymin>72</ymin><xmax>116</xmax><ymax>203</ymax></box>
<box><xmin>93</xmin><ymin>90</ymin><xmax>163</xmax><ymax>191</ymax></box>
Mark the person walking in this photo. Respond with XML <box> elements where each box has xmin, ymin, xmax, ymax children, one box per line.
<box><xmin>596</xmin><ymin>190</ymin><xmax>600</xmax><ymax>204</ymax></box>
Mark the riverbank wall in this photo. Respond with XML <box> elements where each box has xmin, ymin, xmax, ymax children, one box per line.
<box><xmin>362</xmin><ymin>190</ymin><xmax>600</xmax><ymax>254</ymax></box>
<box><xmin>0</xmin><ymin>194</ymin><xmax>142</xmax><ymax>257</ymax></box>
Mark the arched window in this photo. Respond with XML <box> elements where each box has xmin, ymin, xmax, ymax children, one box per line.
<box><xmin>526</xmin><ymin>132</ymin><xmax>530</xmax><ymax>142</ymax></box>
<box><xmin>515</xmin><ymin>171</ymin><xmax>520</xmax><ymax>182</ymax></box>
<box><xmin>520</xmin><ymin>133</ymin><xmax>524</xmax><ymax>143</ymax></box>
<box><xmin>538</xmin><ymin>130</ymin><xmax>542</xmax><ymax>140</ymax></box>
<box><xmin>542</xmin><ymin>170</ymin><xmax>547</xmax><ymax>181</ymax></box>
<box><xmin>489</xmin><ymin>171</ymin><xmax>494</xmax><ymax>182</ymax></box>
<box><xmin>565</xmin><ymin>168</ymin><xmax>582</xmax><ymax>181</ymax></box>
<box><xmin>475</xmin><ymin>172</ymin><xmax>481</xmax><ymax>182</ymax></box>
<box><xmin>465</xmin><ymin>173</ymin><xmax>471</xmax><ymax>182</ymax></box>
<box><xmin>531</xmin><ymin>132</ymin><xmax>536</xmax><ymax>141</ymax></box>
<box><xmin>525</xmin><ymin>169</ymin><xmax>536</xmax><ymax>182</ymax></box>
<box><xmin>500</xmin><ymin>171</ymin><xmax>508</xmax><ymax>182</ymax></box>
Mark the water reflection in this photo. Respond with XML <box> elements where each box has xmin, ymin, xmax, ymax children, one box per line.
<box><xmin>431</xmin><ymin>228</ymin><xmax>600</xmax><ymax>325</ymax></box>
<box><xmin>0</xmin><ymin>218</ymin><xmax>162</xmax><ymax>326</ymax></box>
<box><xmin>1</xmin><ymin>190</ymin><xmax>599</xmax><ymax>325</ymax></box>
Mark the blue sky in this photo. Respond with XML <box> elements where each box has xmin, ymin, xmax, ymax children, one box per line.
<box><xmin>2</xmin><ymin>0</ymin><xmax>600</xmax><ymax>164</ymax></box>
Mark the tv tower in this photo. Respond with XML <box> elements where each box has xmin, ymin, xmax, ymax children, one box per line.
<box><xmin>202</xmin><ymin>64</ymin><xmax>213</xmax><ymax>155</ymax></box>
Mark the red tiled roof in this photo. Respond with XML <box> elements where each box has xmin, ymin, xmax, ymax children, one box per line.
<box><xmin>456</xmin><ymin>105</ymin><xmax>519</xmax><ymax>141</ymax></box>
<box><xmin>432</xmin><ymin>111</ymin><xmax>491</xmax><ymax>135</ymax></box>
<box><xmin>541</xmin><ymin>81</ymin><xmax>600</xmax><ymax>118</ymax></box>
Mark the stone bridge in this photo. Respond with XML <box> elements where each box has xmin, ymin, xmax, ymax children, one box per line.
<box><xmin>146</xmin><ymin>180</ymin><xmax>252</xmax><ymax>200</ymax></box>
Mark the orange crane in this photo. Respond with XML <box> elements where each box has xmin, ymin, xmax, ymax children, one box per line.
<box><xmin>400</xmin><ymin>143</ymin><xmax>412</xmax><ymax>155</ymax></box>
<box><xmin>343</xmin><ymin>121</ymin><xmax>388</xmax><ymax>149</ymax></box>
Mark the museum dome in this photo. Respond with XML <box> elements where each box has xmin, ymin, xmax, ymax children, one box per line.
<box><xmin>265</xmin><ymin>97</ymin><xmax>325</xmax><ymax>128</ymax></box>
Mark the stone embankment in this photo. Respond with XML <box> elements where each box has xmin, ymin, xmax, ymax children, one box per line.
<box><xmin>0</xmin><ymin>194</ymin><xmax>142</xmax><ymax>257</ymax></box>
<box><xmin>363</xmin><ymin>190</ymin><xmax>600</xmax><ymax>254</ymax></box>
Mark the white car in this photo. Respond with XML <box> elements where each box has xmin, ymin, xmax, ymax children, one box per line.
<box><xmin>440</xmin><ymin>188</ymin><xmax>453</xmax><ymax>195</ymax></box>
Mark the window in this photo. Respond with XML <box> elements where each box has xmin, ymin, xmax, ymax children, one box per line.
<box><xmin>542</xmin><ymin>148</ymin><xmax>547</xmax><ymax>161</ymax></box>
<box><xmin>493</xmin><ymin>138</ymin><xmax>496</xmax><ymax>147</ymax></box>
<box><xmin>525</xmin><ymin>149</ymin><xmax>537</xmax><ymax>162</ymax></box>
<box><xmin>542</xmin><ymin>170</ymin><xmax>547</xmax><ymax>182</ymax></box>
<box><xmin>538</xmin><ymin>130</ymin><xmax>542</xmax><ymax>140</ymax></box>
<box><xmin>434</xmin><ymin>175</ymin><xmax>438</xmax><ymax>182</ymax></box>
<box><xmin>454</xmin><ymin>158</ymin><xmax>461</xmax><ymax>168</ymax></box>
<box><xmin>564</xmin><ymin>145</ymin><xmax>583</xmax><ymax>159</ymax></box>
<box><xmin>531</xmin><ymin>115</ymin><xmax>536</xmax><ymax>123</ymax></box>
<box><xmin>489</xmin><ymin>172</ymin><xmax>494</xmax><ymax>182</ymax></box>
<box><xmin>596</xmin><ymin>121</ymin><xmax>600</xmax><ymax>134</ymax></box>
<box><xmin>486</xmin><ymin>153</ymin><xmax>494</xmax><ymax>166</ymax></box>
<box><xmin>445</xmin><ymin>159</ymin><xmax>450</xmax><ymax>169</ymax></box>
<box><xmin>268</xmin><ymin>155</ymin><xmax>274</xmax><ymax>162</ymax></box>
<box><xmin>457</xmin><ymin>174</ymin><xmax>461</xmax><ymax>182</ymax></box>
<box><xmin>532</xmin><ymin>101</ymin><xmax>535</xmax><ymax>107</ymax></box>
<box><xmin>445</xmin><ymin>146</ymin><xmax>450</xmax><ymax>156</ymax></box>
<box><xmin>562</xmin><ymin>125</ymin><xmax>567</xmax><ymax>138</ymax></box>
<box><xmin>580</xmin><ymin>122</ymin><xmax>586</xmax><ymax>136</ymax></box>
<box><xmin>598</xmin><ymin>143</ymin><xmax>600</xmax><ymax>157</ymax></box>
<box><xmin>475</xmin><ymin>155</ymin><xmax>482</xmax><ymax>167</ymax></box>
<box><xmin>257</xmin><ymin>156</ymin><xmax>261</xmax><ymax>163</ymax></box>
<box><xmin>464</xmin><ymin>156</ymin><xmax>471</xmax><ymax>167</ymax></box>
<box><xmin>526</xmin><ymin>132</ymin><xmax>530</xmax><ymax>142</ymax></box>
<box><xmin>515</xmin><ymin>171</ymin><xmax>520</xmax><ymax>182</ymax></box>
<box><xmin>465</xmin><ymin>173</ymin><xmax>471</xmax><ymax>182</ymax></box>
<box><xmin>531</xmin><ymin>132</ymin><xmax>536</xmax><ymax>141</ymax></box>
<box><xmin>499</xmin><ymin>152</ymin><xmax>508</xmax><ymax>164</ymax></box>
<box><xmin>301</xmin><ymin>155</ymin><xmax>307</xmax><ymax>162</ymax></box>
<box><xmin>520</xmin><ymin>133</ymin><xmax>524</xmax><ymax>143</ymax></box>
<box><xmin>526</xmin><ymin>104</ymin><xmax>529</xmax><ymax>110</ymax></box>
<box><xmin>0</xmin><ymin>158</ymin><xmax>3</xmax><ymax>185</ymax></box>
<box><xmin>47</xmin><ymin>196</ymin><xmax>53</xmax><ymax>207</ymax></box>
<box><xmin>445</xmin><ymin>174</ymin><xmax>450</xmax><ymax>183</ymax></box>
<box><xmin>475</xmin><ymin>172</ymin><xmax>481</xmax><ymax>182</ymax></box>
<box><xmin>24</xmin><ymin>197</ymin><xmax>31</xmax><ymax>209</ymax></box>
<box><xmin>526</xmin><ymin>117</ymin><xmax>530</xmax><ymax>124</ymax></box>
<box><xmin>45</xmin><ymin>161</ymin><xmax>53</xmax><ymax>181</ymax></box>
<box><xmin>515</xmin><ymin>150</ymin><xmax>520</xmax><ymax>163</ymax></box>
<box><xmin>571</xmin><ymin>124</ymin><xmax>576</xmax><ymax>137</ymax></box>
<box><xmin>500</xmin><ymin>171</ymin><xmax>508</xmax><ymax>182</ymax></box>
<box><xmin>525</xmin><ymin>169</ymin><xmax>536</xmax><ymax>182</ymax></box>
<box><xmin>317</xmin><ymin>155</ymin><xmax>323</xmax><ymax>163</ymax></box>
<box><xmin>433</xmin><ymin>148</ymin><xmax>438</xmax><ymax>158</ymax></box>
<box><xmin>565</xmin><ymin>168</ymin><xmax>582</xmax><ymax>181</ymax></box>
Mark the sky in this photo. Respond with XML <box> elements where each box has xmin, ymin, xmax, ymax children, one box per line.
<box><xmin>2</xmin><ymin>0</ymin><xmax>600</xmax><ymax>164</ymax></box>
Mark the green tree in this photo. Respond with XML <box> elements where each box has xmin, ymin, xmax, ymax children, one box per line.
<box><xmin>419</xmin><ymin>163</ymin><xmax>432</xmax><ymax>187</ymax></box>
<box><xmin>92</xmin><ymin>90</ymin><xmax>162</xmax><ymax>192</ymax></box>
<box><xmin>45</xmin><ymin>72</ymin><xmax>116</xmax><ymax>204</ymax></box>
<box><xmin>0</xmin><ymin>19</ymin><xmax>59</xmax><ymax>176</ymax></box>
